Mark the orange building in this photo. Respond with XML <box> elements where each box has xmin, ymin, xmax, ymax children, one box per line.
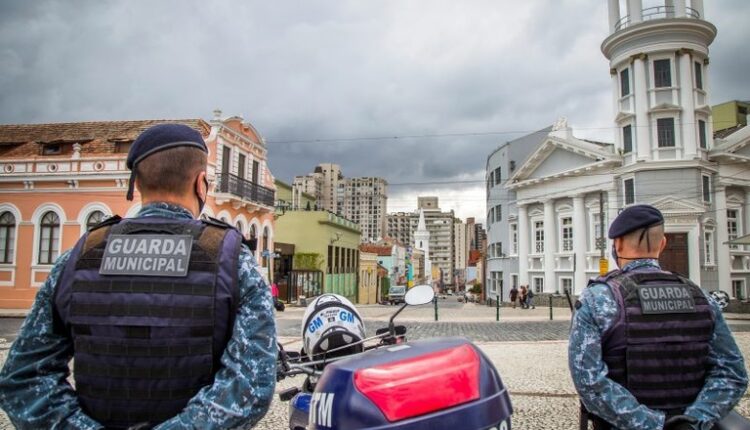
<box><xmin>0</xmin><ymin>111</ymin><xmax>275</xmax><ymax>309</ymax></box>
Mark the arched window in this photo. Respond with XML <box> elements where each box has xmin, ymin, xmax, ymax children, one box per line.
<box><xmin>85</xmin><ymin>210</ymin><xmax>106</xmax><ymax>230</ymax></box>
<box><xmin>39</xmin><ymin>211</ymin><xmax>60</xmax><ymax>264</ymax></box>
<box><xmin>236</xmin><ymin>221</ymin><xmax>244</xmax><ymax>234</ymax></box>
<box><xmin>0</xmin><ymin>212</ymin><xmax>16</xmax><ymax>264</ymax></box>
<box><xmin>262</xmin><ymin>226</ymin><xmax>270</xmax><ymax>267</ymax></box>
<box><xmin>249</xmin><ymin>224</ymin><xmax>257</xmax><ymax>239</ymax></box>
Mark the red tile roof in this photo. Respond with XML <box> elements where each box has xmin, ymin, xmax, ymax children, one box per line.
<box><xmin>0</xmin><ymin>119</ymin><xmax>210</xmax><ymax>158</ymax></box>
<box><xmin>360</xmin><ymin>244</ymin><xmax>392</xmax><ymax>257</ymax></box>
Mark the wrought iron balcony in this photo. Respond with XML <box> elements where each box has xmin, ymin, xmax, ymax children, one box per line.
<box><xmin>216</xmin><ymin>172</ymin><xmax>275</xmax><ymax>207</ymax></box>
<box><xmin>615</xmin><ymin>6</ymin><xmax>701</xmax><ymax>31</ymax></box>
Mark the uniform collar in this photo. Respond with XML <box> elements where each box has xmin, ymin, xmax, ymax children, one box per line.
<box><xmin>137</xmin><ymin>202</ymin><xmax>194</xmax><ymax>220</ymax></box>
<box><xmin>621</xmin><ymin>259</ymin><xmax>661</xmax><ymax>273</ymax></box>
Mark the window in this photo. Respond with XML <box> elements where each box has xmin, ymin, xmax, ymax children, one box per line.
<box><xmin>42</xmin><ymin>144</ymin><xmax>62</xmax><ymax>155</ymax></box>
<box><xmin>533</xmin><ymin>277</ymin><xmax>544</xmax><ymax>294</ymax></box>
<box><xmin>624</xmin><ymin>178</ymin><xmax>635</xmax><ymax>205</ymax></box>
<box><xmin>488</xmin><ymin>208</ymin><xmax>495</xmax><ymax>225</ymax></box>
<box><xmin>262</xmin><ymin>227</ymin><xmax>270</xmax><ymax>267</ymax></box>
<box><xmin>0</xmin><ymin>212</ymin><xmax>16</xmax><ymax>264</ymax></box>
<box><xmin>702</xmin><ymin>175</ymin><xmax>711</xmax><ymax>203</ymax></box>
<box><xmin>592</xmin><ymin>213</ymin><xmax>604</xmax><ymax>251</ymax></box>
<box><xmin>728</xmin><ymin>210</ymin><xmax>740</xmax><ymax>250</ymax></box>
<box><xmin>704</xmin><ymin>230</ymin><xmax>714</xmax><ymax>266</ymax></box>
<box><xmin>623</xmin><ymin>125</ymin><xmax>633</xmax><ymax>154</ymax></box>
<box><xmin>654</xmin><ymin>59</ymin><xmax>672</xmax><ymax>88</ymax></box>
<box><xmin>699</xmin><ymin>120</ymin><xmax>707</xmax><ymax>149</ymax></box>
<box><xmin>494</xmin><ymin>204</ymin><xmax>502</xmax><ymax>222</ymax></box>
<box><xmin>657</xmin><ymin>118</ymin><xmax>676</xmax><ymax>147</ymax></box>
<box><xmin>494</xmin><ymin>167</ymin><xmax>502</xmax><ymax>186</ymax></box>
<box><xmin>85</xmin><ymin>211</ymin><xmax>106</xmax><ymax>230</ymax></box>
<box><xmin>534</xmin><ymin>221</ymin><xmax>544</xmax><ymax>253</ymax></box>
<box><xmin>561</xmin><ymin>217</ymin><xmax>573</xmax><ymax>252</ymax></box>
<box><xmin>488</xmin><ymin>171</ymin><xmax>494</xmax><ymax>189</ymax></box>
<box><xmin>38</xmin><ymin>211</ymin><xmax>60</xmax><ymax>265</ymax></box>
<box><xmin>561</xmin><ymin>278</ymin><xmax>573</xmax><ymax>295</ymax></box>
<box><xmin>732</xmin><ymin>280</ymin><xmax>746</xmax><ymax>301</ymax></box>
<box><xmin>694</xmin><ymin>61</ymin><xmax>703</xmax><ymax>90</ymax></box>
<box><xmin>510</xmin><ymin>223</ymin><xmax>518</xmax><ymax>255</ymax></box>
<box><xmin>511</xmin><ymin>274</ymin><xmax>518</xmax><ymax>289</ymax></box>
<box><xmin>620</xmin><ymin>67</ymin><xmax>630</xmax><ymax>97</ymax></box>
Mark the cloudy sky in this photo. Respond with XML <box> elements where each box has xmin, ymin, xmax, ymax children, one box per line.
<box><xmin>1</xmin><ymin>0</ymin><xmax>748</xmax><ymax>223</ymax></box>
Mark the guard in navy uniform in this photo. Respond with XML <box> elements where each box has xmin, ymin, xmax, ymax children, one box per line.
<box><xmin>0</xmin><ymin>124</ymin><xmax>277</xmax><ymax>429</ymax></box>
<box><xmin>569</xmin><ymin>204</ymin><xmax>748</xmax><ymax>430</ymax></box>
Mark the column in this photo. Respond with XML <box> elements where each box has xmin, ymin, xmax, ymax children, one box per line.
<box><xmin>607</xmin><ymin>190</ymin><xmax>620</xmax><ymax>269</ymax></box>
<box><xmin>679</xmin><ymin>51</ymin><xmax>698</xmax><ymax>158</ymax></box>
<box><xmin>665</xmin><ymin>0</ymin><xmax>676</xmax><ymax>17</ymax></box>
<box><xmin>518</xmin><ymin>204</ymin><xmax>529</xmax><ymax>285</ymax></box>
<box><xmin>691</xmin><ymin>0</ymin><xmax>704</xmax><ymax>18</ymax></box>
<box><xmin>688</xmin><ymin>226</ymin><xmax>701</xmax><ymax>282</ymax></box>
<box><xmin>715</xmin><ymin>186</ymin><xmax>732</xmax><ymax>295</ymax></box>
<box><xmin>544</xmin><ymin>200</ymin><xmax>557</xmax><ymax>293</ymax></box>
<box><xmin>633</xmin><ymin>56</ymin><xmax>651</xmax><ymax>161</ymax></box>
<box><xmin>608</xmin><ymin>0</ymin><xmax>621</xmax><ymax>33</ymax></box>
<box><xmin>675</xmin><ymin>0</ymin><xmax>687</xmax><ymax>18</ymax></box>
<box><xmin>627</xmin><ymin>0</ymin><xmax>643</xmax><ymax>24</ymax></box>
<box><xmin>612</xmin><ymin>73</ymin><xmax>621</xmax><ymax>149</ymax></box>
<box><xmin>573</xmin><ymin>195</ymin><xmax>588</xmax><ymax>294</ymax></box>
<box><xmin>744</xmin><ymin>190</ymin><xmax>750</xmax><ymax>252</ymax></box>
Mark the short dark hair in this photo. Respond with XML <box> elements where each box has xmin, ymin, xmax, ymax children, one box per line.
<box><xmin>135</xmin><ymin>146</ymin><xmax>207</xmax><ymax>197</ymax></box>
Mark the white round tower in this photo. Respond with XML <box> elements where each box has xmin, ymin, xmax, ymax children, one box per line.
<box><xmin>414</xmin><ymin>209</ymin><xmax>432</xmax><ymax>283</ymax></box>
<box><xmin>602</xmin><ymin>0</ymin><xmax>716</xmax><ymax>164</ymax></box>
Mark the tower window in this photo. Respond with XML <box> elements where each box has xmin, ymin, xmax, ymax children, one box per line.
<box><xmin>624</xmin><ymin>178</ymin><xmax>635</xmax><ymax>205</ymax></box>
<box><xmin>620</xmin><ymin>68</ymin><xmax>630</xmax><ymax>97</ymax></box>
<box><xmin>657</xmin><ymin>118</ymin><xmax>676</xmax><ymax>147</ymax></box>
<box><xmin>702</xmin><ymin>175</ymin><xmax>711</xmax><ymax>203</ymax></box>
<box><xmin>694</xmin><ymin>62</ymin><xmax>703</xmax><ymax>90</ymax></box>
<box><xmin>699</xmin><ymin>120</ymin><xmax>708</xmax><ymax>149</ymax></box>
<box><xmin>654</xmin><ymin>59</ymin><xmax>672</xmax><ymax>88</ymax></box>
<box><xmin>623</xmin><ymin>125</ymin><xmax>633</xmax><ymax>154</ymax></box>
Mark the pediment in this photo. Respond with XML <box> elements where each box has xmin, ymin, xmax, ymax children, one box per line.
<box><xmin>509</xmin><ymin>136</ymin><xmax>619</xmax><ymax>186</ymax></box>
<box><xmin>649</xmin><ymin>196</ymin><xmax>705</xmax><ymax>215</ymax></box>
<box><xmin>710</xmin><ymin>126</ymin><xmax>750</xmax><ymax>156</ymax></box>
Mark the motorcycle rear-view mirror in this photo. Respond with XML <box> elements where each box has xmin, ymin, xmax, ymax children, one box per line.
<box><xmin>405</xmin><ymin>285</ymin><xmax>435</xmax><ymax>306</ymax></box>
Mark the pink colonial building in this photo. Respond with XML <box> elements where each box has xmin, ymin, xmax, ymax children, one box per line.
<box><xmin>0</xmin><ymin>111</ymin><xmax>276</xmax><ymax>309</ymax></box>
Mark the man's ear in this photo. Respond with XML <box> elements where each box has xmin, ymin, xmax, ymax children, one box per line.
<box><xmin>196</xmin><ymin>171</ymin><xmax>208</xmax><ymax>198</ymax></box>
<box><xmin>658</xmin><ymin>236</ymin><xmax>667</xmax><ymax>254</ymax></box>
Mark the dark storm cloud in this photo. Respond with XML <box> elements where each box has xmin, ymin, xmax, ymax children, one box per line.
<box><xmin>0</xmin><ymin>0</ymin><xmax>748</xmax><ymax>221</ymax></box>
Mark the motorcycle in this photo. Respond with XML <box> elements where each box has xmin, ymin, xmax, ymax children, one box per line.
<box><xmin>276</xmin><ymin>284</ymin><xmax>514</xmax><ymax>430</ymax></box>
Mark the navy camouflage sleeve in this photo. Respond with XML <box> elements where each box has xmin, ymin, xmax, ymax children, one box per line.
<box><xmin>684</xmin><ymin>297</ymin><xmax>748</xmax><ymax>429</ymax></box>
<box><xmin>0</xmin><ymin>250</ymin><xmax>103</xmax><ymax>430</ymax></box>
<box><xmin>155</xmin><ymin>246</ymin><xmax>277</xmax><ymax>429</ymax></box>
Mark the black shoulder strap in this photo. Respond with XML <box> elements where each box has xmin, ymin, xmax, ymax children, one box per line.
<box><xmin>201</xmin><ymin>216</ymin><xmax>234</xmax><ymax>230</ymax></box>
<box><xmin>88</xmin><ymin>215</ymin><xmax>122</xmax><ymax>232</ymax></box>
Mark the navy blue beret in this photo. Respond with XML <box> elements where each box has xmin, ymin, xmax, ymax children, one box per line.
<box><xmin>126</xmin><ymin>124</ymin><xmax>208</xmax><ymax>200</ymax></box>
<box><xmin>608</xmin><ymin>204</ymin><xmax>664</xmax><ymax>239</ymax></box>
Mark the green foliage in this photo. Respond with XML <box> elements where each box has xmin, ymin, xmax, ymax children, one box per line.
<box><xmin>294</xmin><ymin>253</ymin><xmax>323</xmax><ymax>270</ymax></box>
<box><xmin>380</xmin><ymin>277</ymin><xmax>391</xmax><ymax>299</ymax></box>
<box><xmin>470</xmin><ymin>283</ymin><xmax>482</xmax><ymax>295</ymax></box>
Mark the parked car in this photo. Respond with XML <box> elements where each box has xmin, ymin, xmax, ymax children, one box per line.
<box><xmin>388</xmin><ymin>285</ymin><xmax>407</xmax><ymax>305</ymax></box>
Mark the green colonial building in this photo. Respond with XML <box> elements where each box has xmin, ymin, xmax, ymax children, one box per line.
<box><xmin>274</xmin><ymin>180</ymin><xmax>361</xmax><ymax>303</ymax></box>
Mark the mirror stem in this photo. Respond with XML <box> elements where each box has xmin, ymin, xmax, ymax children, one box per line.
<box><xmin>389</xmin><ymin>303</ymin><xmax>408</xmax><ymax>337</ymax></box>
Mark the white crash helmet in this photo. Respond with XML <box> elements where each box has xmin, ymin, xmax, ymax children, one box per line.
<box><xmin>302</xmin><ymin>294</ymin><xmax>366</xmax><ymax>362</ymax></box>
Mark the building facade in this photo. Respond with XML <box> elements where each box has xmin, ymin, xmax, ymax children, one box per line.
<box><xmin>487</xmin><ymin>1</ymin><xmax>750</xmax><ymax>299</ymax></box>
<box><xmin>386</xmin><ymin>211</ymin><xmax>414</xmax><ymax>247</ymax></box>
<box><xmin>342</xmin><ymin>177</ymin><xmax>388</xmax><ymax>242</ymax></box>
<box><xmin>0</xmin><ymin>113</ymin><xmax>276</xmax><ymax>309</ymax></box>
<box><xmin>274</xmin><ymin>209</ymin><xmax>361</xmax><ymax>302</ymax></box>
<box><xmin>415</xmin><ymin>197</ymin><xmax>455</xmax><ymax>288</ymax></box>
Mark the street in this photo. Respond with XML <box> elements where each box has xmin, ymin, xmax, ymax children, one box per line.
<box><xmin>1</xmin><ymin>303</ymin><xmax>750</xmax><ymax>429</ymax></box>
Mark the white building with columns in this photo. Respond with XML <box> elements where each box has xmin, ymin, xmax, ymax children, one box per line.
<box><xmin>486</xmin><ymin>0</ymin><xmax>750</xmax><ymax>300</ymax></box>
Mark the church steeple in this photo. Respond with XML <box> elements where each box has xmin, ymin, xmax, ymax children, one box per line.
<box><xmin>414</xmin><ymin>209</ymin><xmax>431</xmax><ymax>283</ymax></box>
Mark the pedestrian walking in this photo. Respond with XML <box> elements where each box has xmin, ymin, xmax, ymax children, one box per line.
<box><xmin>510</xmin><ymin>285</ymin><xmax>519</xmax><ymax>309</ymax></box>
<box><xmin>568</xmin><ymin>204</ymin><xmax>747</xmax><ymax>430</ymax></box>
<box><xmin>519</xmin><ymin>285</ymin><xmax>528</xmax><ymax>309</ymax></box>
<box><xmin>526</xmin><ymin>287</ymin><xmax>536</xmax><ymax>309</ymax></box>
<box><xmin>0</xmin><ymin>124</ymin><xmax>277</xmax><ymax>429</ymax></box>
